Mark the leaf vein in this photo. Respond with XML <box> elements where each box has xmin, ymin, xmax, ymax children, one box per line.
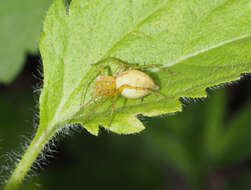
<box><xmin>167</xmin><ymin>34</ymin><xmax>251</xmax><ymax>67</ymax></box>
<box><xmin>100</xmin><ymin>0</ymin><xmax>167</xmax><ymax>59</ymax></box>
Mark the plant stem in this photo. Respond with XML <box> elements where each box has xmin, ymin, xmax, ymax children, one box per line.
<box><xmin>4</xmin><ymin>127</ymin><xmax>55</xmax><ymax>190</ymax></box>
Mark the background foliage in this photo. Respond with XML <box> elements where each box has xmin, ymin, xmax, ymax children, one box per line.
<box><xmin>0</xmin><ymin>0</ymin><xmax>51</xmax><ymax>83</ymax></box>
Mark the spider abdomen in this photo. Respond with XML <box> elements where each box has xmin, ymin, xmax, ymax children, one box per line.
<box><xmin>116</xmin><ymin>70</ymin><xmax>159</xmax><ymax>99</ymax></box>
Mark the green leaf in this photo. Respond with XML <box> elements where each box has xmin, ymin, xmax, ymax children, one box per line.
<box><xmin>4</xmin><ymin>1</ymin><xmax>251</xmax><ymax>188</ymax></box>
<box><xmin>40</xmin><ymin>0</ymin><xmax>251</xmax><ymax>135</ymax></box>
<box><xmin>0</xmin><ymin>0</ymin><xmax>52</xmax><ymax>84</ymax></box>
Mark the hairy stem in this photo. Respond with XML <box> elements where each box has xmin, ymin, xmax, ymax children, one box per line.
<box><xmin>4</xmin><ymin>126</ymin><xmax>55</xmax><ymax>190</ymax></box>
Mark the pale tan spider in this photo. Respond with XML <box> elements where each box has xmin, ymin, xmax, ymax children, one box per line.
<box><xmin>76</xmin><ymin>57</ymin><xmax>160</xmax><ymax>127</ymax></box>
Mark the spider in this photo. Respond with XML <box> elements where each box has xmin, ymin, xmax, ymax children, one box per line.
<box><xmin>75</xmin><ymin>57</ymin><xmax>160</xmax><ymax>127</ymax></box>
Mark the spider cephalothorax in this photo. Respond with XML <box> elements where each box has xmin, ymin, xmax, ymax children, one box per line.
<box><xmin>95</xmin><ymin>75</ymin><xmax>116</xmax><ymax>98</ymax></box>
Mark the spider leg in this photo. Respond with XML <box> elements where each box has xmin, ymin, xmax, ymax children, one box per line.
<box><xmin>82</xmin><ymin>96</ymin><xmax>109</xmax><ymax>124</ymax></box>
<box><xmin>93</xmin><ymin>57</ymin><xmax>127</xmax><ymax>67</ymax></box>
<box><xmin>76</xmin><ymin>94</ymin><xmax>99</xmax><ymax>119</ymax></box>
<box><xmin>97</xmin><ymin>65</ymin><xmax>105</xmax><ymax>75</ymax></box>
<box><xmin>93</xmin><ymin>57</ymin><xmax>127</xmax><ymax>75</ymax></box>
<box><xmin>93</xmin><ymin>57</ymin><xmax>162</xmax><ymax>71</ymax></box>
<box><xmin>71</xmin><ymin>95</ymin><xmax>108</xmax><ymax>123</ymax></box>
<box><xmin>80</xmin><ymin>64</ymin><xmax>110</xmax><ymax>107</ymax></box>
<box><xmin>108</xmin><ymin>94</ymin><xmax>119</xmax><ymax>128</ymax></box>
<box><xmin>80</xmin><ymin>65</ymin><xmax>104</xmax><ymax>106</ymax></box>
<box><xmin>113</xmin><ymin>64</ymin><xmax>124</xmax><ymax>76</ymax></box>
<box><xmin>98</xmin><ymin>57</ymin><xmax>137</xmax><ymax>70</ymax></box>
<box><xmin>128</xmin><ymin>64</ymin><xmax>162</xmax><ymax>70</ymax></box>
<box><xmin>106</xmin><ymin>85</ymin><xmax>155</xmax><ymax>127</ymax></box>
<box><xmin>163</xmin><ymin>68</ymin><xmax>180</xmax><ymax>76</ymax></box>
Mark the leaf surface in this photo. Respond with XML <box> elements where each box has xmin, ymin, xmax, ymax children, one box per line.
<box><xmin>39</xmin><ymin>0</ymin><xmax>251</xmax><ymax>135</ymax></box>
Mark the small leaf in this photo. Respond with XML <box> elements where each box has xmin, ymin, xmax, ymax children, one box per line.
<box><xmin>0</xmin><ymin>0</ymin><xmax>52</xmax><ymax>83</ymax></box>
<box><xmin>39</xmin><ymin>0</ymin><xmax>251</xmax><ymax>136</ymax></box>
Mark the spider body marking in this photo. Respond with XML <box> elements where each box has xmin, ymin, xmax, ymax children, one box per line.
<box><xmin>115</xmin><ymin>69</ymin><xmax>159</xmax><ymax>99</ymax></box>
<box><xmin>95</xmin><ymin>75</ymin><xmax>116</xmax><ymax>98</ymax></box>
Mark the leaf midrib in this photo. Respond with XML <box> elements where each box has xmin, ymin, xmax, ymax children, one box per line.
<box><xmin>168</xmin><ymin>34</ymin><xmax>251</xmax><ymax>67</ymax></box>
<box><xmin>100</xmin><ymin>1</ymin><xmax>166</xmax><ymax>60</ymax></box>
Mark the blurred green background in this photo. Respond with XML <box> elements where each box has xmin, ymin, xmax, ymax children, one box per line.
<box><xmin>1</xmin><ymin>0</ymin><xmax>251</xmax><ymax>190</ymax></box>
